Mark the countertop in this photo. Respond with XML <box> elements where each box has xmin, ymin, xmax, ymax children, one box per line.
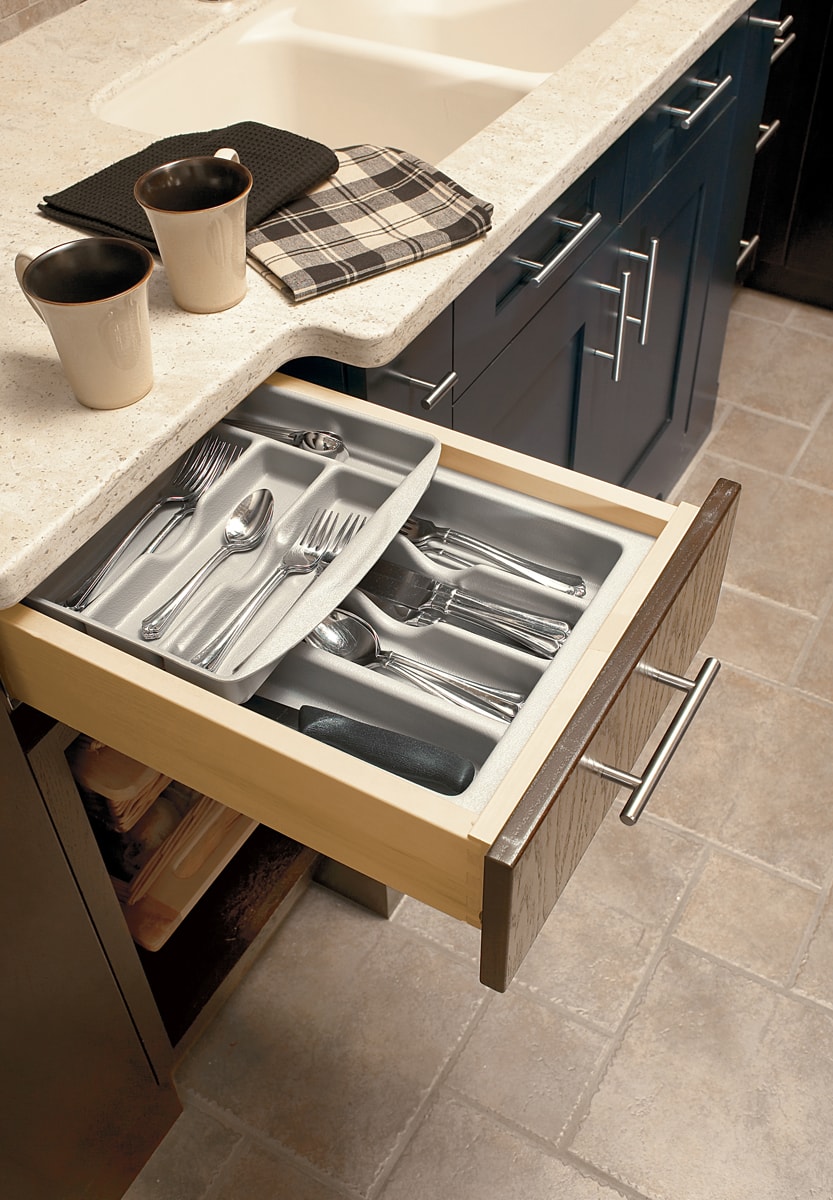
<box><xmin>0</xmin><ymin>0</ymin><xmax>749</xmax><ymax>610</ymax></box>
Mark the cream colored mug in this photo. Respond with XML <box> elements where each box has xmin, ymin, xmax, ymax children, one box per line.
<box><xmin>134</xmin><ymin>148</ymin><xmax>253</xmax><ymax>314</ymax></box>
<box><xmin>16</xmin><ymin>237</ymin><xmax>154</xmax><ymax>410</ymax></box>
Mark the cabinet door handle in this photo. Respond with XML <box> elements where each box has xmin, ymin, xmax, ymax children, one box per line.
<box><xmin>384</xmin><ymin>368</ymin><xmax>458</xmax><ymax>410</ymax></box>
<box><xmin>750</xmin><ymin>13</ymin><xmax>796</xmax><ymax>63</ymax></box>
<box><xmin>736</xmin><ymin>235</ymin><xmax>760</xmax><ymax>271</ymax></box>
<box><xmin>513</xmin><ymin>210</ymin><xmax>602</xmax><ymax>286</ymax></box>
<box><xmin>590</xmin><ymin>269</ymin><xmax>632</xmax><ymax>382</ymax></box>
<box><xmin>755</xmin><ymin>119</ymin><xmax>781</xmax><ymax>153</ymax></box>
<box><xmin>665</xmin><ymin>73</ymin><xmax>733</xmax><ymax>130</ymax></box>
<box><xmin>583</xmin><ymin>656</ymin><xmax>720</xmax><ymax>825</ymax></box>
<box><xmin>623</xmin><ymin>237</ymin><xmax>659</xmax><ymax>346</ymax></box>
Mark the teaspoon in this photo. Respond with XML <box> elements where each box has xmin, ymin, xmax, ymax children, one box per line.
<box><xmin>139</xmin><ymin>489</ymin><xmax>274</xmax><ymax>641</ymax></box>
<box><xmin>306</xmin><ymin>609</ymin><xmax>525</xmax><ymax>722</ymax></box>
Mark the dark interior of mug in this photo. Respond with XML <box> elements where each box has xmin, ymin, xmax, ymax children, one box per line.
<box><xmin>136</xmin><ymin>157</ymin><xmax>250</xmax><ymax>213</ymax></box>
<box><xmin>25</xmin><ymin>238</ymin><xmax>151</xmax><ymax>304</ymax></box>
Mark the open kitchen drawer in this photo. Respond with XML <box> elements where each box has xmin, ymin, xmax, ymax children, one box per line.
<box><xmin>0</xmin><ymin>374</ymin><xmax>738</xmax><ymax>991</ymax></box>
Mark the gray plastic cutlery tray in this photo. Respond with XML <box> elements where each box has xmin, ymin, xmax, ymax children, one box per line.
<box><xmin>28</xmin><ymin>380</ymin><xmax>654</xmax><ymax>811</ymax></box>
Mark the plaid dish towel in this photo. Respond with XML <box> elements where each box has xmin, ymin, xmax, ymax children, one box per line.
<box><xmin>246</xmin><ymin>145</ymin><xmax>493</xmax><ymax>302</ymax></box>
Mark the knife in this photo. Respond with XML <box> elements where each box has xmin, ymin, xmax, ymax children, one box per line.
<box><xmin>359</xmin><ymin>558</ymin><xmax>571</xmax><ymax>659</ymax></box>
<box><xmin>241</xmin><ymin>694</ymin><xmax>476</xmax><ymax>796</ymax></box>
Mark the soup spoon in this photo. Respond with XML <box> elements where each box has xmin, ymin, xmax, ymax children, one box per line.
<box><xmin>139</xmin><ymin>488</ymin><xmax>274</xmax><ymax>640</ymax></box>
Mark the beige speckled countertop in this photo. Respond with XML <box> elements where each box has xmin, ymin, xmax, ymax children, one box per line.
<box><xmin>0</xmin><ymin>0</ymin><xmax>749</xmax><ymax>609</ymax></box>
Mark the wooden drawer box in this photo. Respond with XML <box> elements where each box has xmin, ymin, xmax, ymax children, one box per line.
<box><xmin>0</xmin><ymin>377</ymin><xmax>738</xmax><ymax>991</ymax></box>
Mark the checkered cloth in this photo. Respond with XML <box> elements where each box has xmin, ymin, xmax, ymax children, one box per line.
<box><xmin>246</xmin><ymin>145</ymin><xmax>493</xmax><ymax>302</ymax></box>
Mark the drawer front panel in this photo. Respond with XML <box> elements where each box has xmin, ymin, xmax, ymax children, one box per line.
<box><xmin>454</xmin><ymin>138</ymin><xmax>627</xmax><ymax>396</ymax></box>
<box><xmin>480</xmin><ymin>478</ymin><xmax>739</xmax><ymax>991</ymax></box>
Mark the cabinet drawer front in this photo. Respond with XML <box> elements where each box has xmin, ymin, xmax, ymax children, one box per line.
<box><xmin>622</xmin><ymin>22</ymin><xmax>744</xmax><ymax>215</ymax></box>
<box><xmin>480</xmin><ymin>478</ymin><xmax>739</xmax><ymax>991</ymax></box>
<box><xmin>454</xmin><ymin>139</ymin><xmax>626</xmax><ymax>395</ymax></box>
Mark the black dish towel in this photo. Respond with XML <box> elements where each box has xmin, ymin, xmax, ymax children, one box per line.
<box><xmin>39</xmin><ymin>122</ymin><xmax>338</xmax><ymax>252</ymax></box>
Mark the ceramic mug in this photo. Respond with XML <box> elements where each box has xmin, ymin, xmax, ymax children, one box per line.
<box><xmin>134</xmin><ymin>148</ymin><xmax>253</xmax><ymax>314</ymax></box>
<box><xmin>16</xmin><ymin>236</ymin><xmax>154</xmax><ymax>410</ymax></box>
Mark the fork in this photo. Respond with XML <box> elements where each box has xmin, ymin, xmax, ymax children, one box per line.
<box><xmin>190</xmin><ymin>508</ymin><xmax>363</xmax><ymax>673</ymax></box>
<box><xmin>65</xmin><ymin>435</ymin><xmax>241</xmax><ymax>611</ymax></box>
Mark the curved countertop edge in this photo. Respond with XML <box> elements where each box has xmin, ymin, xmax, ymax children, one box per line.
<box><xmin>0</xmin><ymin>0</ymin><xmax>750</xmax><ymax>609</ymax></box>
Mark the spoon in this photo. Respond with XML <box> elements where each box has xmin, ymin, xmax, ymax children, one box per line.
<box><xmin>139</xmin><ymin>489</ymin><xmax>274</xmax><ymax>641</ymax></box>
<box><xmin>222</xmin><ymin>417</ymin><xmax>347</xmax><ymax>458</ymax></box>
<box><xmin>306</xmin><ymin>609</ymin><xmax>525</xmax><ymax>722</ymax></box>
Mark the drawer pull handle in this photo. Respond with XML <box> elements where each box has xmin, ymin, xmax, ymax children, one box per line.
<box><xmin>583</xmin><ymin>656</ymin><xmax>720</xmax><ymax>826</ymax></box>
<box><xmin>590</xmin><ymin>269</ymin><xmax>631</xmax><ymax>382</ymax></box>
<box><xmin>755</xmin><ymin>119</ymin><xmax>781</xmax><ymax>153</ymax></box>
<box><xmin>736</xmin><ymin>235</ymin><xmax>760</xmax><ymax>271</ymax></box>
<box><xmin>384</xmin><ymin>369</ymin><xmax>458</xmax><ymax>410</ymax></box>
<box><xmin>665</xmin><ymin>73</ymin><xmax>733</xmax><ymax>130</ymax></box>
<box><xmin>623</xmin><ymin>237</ymin><xmax>660</xmax><ymax>346</ymax></box>
<box><xmin>750</xmin><ymin>13</ymin><xmax>796</xmax><ymax>63</ymax></box>
<box><xmin>513</xmin><ymin>210</ymin><xmax>602</xmax><ymax>286</ymax></box>
<box><xmin>770</xmin><ymin>29</ymin><xmax>797</xmax><ymax>63</ymax></box>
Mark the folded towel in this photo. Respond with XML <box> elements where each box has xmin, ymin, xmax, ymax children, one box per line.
<box><xmin>39</xmin><ymin>122</ymin><xmax>338</xmax><ymax>251</ymax></box>
<box><xmin>246</xmin><ymin>145</ymin><xmax>493</xmax><ymax>302</ymax></box>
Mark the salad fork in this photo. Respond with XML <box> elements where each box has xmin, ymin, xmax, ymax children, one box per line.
<box><xmin>191</xmin><ymin>508</ymin><xmax>364</xmax><ymax>672</ymax></box>
<box><xmin>65</xmin><ymin>434</ymin><xmax>241</xmax><ymax>611</ymax></box>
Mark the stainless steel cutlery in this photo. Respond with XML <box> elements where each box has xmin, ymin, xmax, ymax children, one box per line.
<box><xmin>359</xmin><ymin>558</ymin><xmax>570</xmax><ymax>659</ymax></box>
<box><xmin>64</xmin><ymin>434</ymin><xmax>242</xmax><ymax>611</ymax></box>
<box><xmin>400</xmin><ymin>513</ymin><xmax>586</xmax><ymax>597</ymax></box>
<box><xmin>191</xmin><ymin>508</ymin><xmax>365</xmax><ymax>673</ymax></box>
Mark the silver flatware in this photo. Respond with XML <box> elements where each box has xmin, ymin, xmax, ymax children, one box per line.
<box><xmin>64</xmin><ymin>435</ymin><xmax>242</xmax><ymax>611</ymax></box>
<box><xmin>400</xmin><ymin>514</ymin><xmax>587</xmax><ymax>597</ymax></box>
<box><xmin>359</xmin><ymin>558</ymin><xmax>570</xmax><ymax>659</ymax></box>
<box><xmin>191</xmin><ymin>508</ymin><xmax>363</xmax><ymax>673</ymax></box>
<box><xmin>306</xmin><ymin>609</ymin><xmax>524</xmax><ymax>723</ymax></box>
<box><xmin>222</xmin><ymin>416</ymin><xmax>347</xmax><ymax>458</ymax></box>
<box><xmin>139</xmin><ymin>489</ymin><xmax>274</xmax><ymax>641</ymax></box>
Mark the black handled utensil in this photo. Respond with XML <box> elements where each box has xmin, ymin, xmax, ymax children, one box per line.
<box><xmin>242</xmin><ymin>694</ymin><xmax>476</xmax><ymax>796</ymax></box>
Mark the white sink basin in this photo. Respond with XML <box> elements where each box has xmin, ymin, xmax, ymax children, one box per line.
<box><xmin>96</xmin><ymin>0</ymin><xmax>636</xmax><ymax>164</ymax></box>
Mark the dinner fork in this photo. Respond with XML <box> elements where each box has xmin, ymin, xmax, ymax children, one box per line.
<box><xmin>65</xmin><ymin>435</ymin><xmax>240</xmax><ymax>611</ymax></box>
<box><xmin>190</xmin><ymin>508</ymin><xmax>364</xmax><ymax>672</ymax></box>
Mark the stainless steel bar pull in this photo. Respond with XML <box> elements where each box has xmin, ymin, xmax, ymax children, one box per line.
<box><xmin>583</xmin><ymin>656</ymin><xmax>721</xmax><ymax>825</ymax></box>
<box><xmin>513</xmin><ymin>210</ymin><xmax>603</xmax><ymax>287</ymax></box>
<box><xmin>590</xmin><ymin>270</ymin><xmax>632</xmax><ymax>382</ymax></box>
<box><xmin>750</xmin><ymin>13</ymin><xmax>797</xmax><ymax>63</ymax></box>
<box><xmin>384</xmin><ymin>369</ymin><xmax>458</xmax><ymax>411</ymax></box>
<box><xmin>665</xmin><ymin>73</ymin><xmax>733</xmax><ymax>130</ymax></box>
<box><xmin>623</xmin><ymin>237</ymin><xmax>659</xmax><ymax>346</ymax></box>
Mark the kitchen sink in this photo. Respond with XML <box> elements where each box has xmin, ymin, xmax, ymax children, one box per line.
<box><xmin>94</xmin><ymin>0</ymin><xmax>636</xmax><ymax>163</ymax></box>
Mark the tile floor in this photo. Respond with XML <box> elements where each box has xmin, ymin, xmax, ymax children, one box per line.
<box><xmin>126</xmin><ymin>289</ymin><xmax>833</xmax><ymax>1200</ymax></box>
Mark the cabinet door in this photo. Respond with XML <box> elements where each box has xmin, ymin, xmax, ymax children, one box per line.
<box><xmin>574</xmin><ymin>104</ymin><xmax>731</xmax><ymax>498</ymax></box>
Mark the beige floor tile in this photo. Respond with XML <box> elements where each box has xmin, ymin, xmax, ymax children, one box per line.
<box><xmin>176</xmin><ymin>886</ymin><xmax>486</xmax><ymax>1196</ymax></box>
<box><xmin>122</xmin><ymin>1107</ymin><xmax>240</xmax><ymax>1200</ymax></box>
<box><xmin>572</xmin><ymin>944</ymin><xmax>833</xmax><ymax>1200</ymax></box>
<box><xmin>446</xmin><ymin>990</ymin><xmax>608</xmax><ymax>1142</ymax></box>
<box><xmin>731</xmin><ymin>288</ymin><xmax>795</xmax><ymax>324</ymax></box>
<box><xmin>209</xmin><ymin>1141</ymin><xmax>346</xmax><ymax>1200</ymax></box>
<box><xmin>795</xmin><ymin>891</ymin><xmax>833</xmax><ymax>1008</ymax></box>
<box><xmin>791</xmin><ymin>401</ymin><xmax>833</xmax><ymax>491</ymax></box>
<box><xmin>379</xmin><ymin>1094</ymin><xmax>629</xmax><ymax>1200</ymax></box>
<box><xmin>650</xmin><ymin>669</ymin><xmax>833</xmax><ymax>885</ymax></box>
<box><xmin>675</xmin><ymin>851</ymin><xmax>818</xmax><ymax>983</ymax></box>
<box><xmin>702</xmin><ymin>586</ymin><xmax>815</xmax><ymax>681</ymax></box>
<box><xmin>705</xmin><ymin>406</ymin><xmax>808</xmax><ymax>474</ymax></box>
<box><xmin>718</xmin><ymin>315</ymin><xmax>833</xmax><ymax>424</ymax></box>
<box><xmin>512</xmin><ymin>818</ymin><xmax>701</xmax><ymax>1029</ymax></box>
<box><xmin>787</xmin><ymin>301</ymin><xmax>833</xmax><ymax>340</ymax></box>
<box><xmin>676</xmin><ymin>456</ymin><xmax>833</xmax><ymax>612</ymax></box>
<box><xmin>391</xmin><ymin>895</ymin><xmax>480</xmax><ymax>964</ymax></box>
<box><xmin>795</xmin><ymin>609</ymin><xmax>833</xmax><ymax>701</ymax></box>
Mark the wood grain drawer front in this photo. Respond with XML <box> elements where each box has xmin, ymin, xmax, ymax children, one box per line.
<box><xmin>480</xmin><ymin>478</ymin><xmax>739</xmax><ymax>991</ymax></box>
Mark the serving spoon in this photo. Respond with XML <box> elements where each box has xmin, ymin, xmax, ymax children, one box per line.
<box><xmin>139</xmin><ymin>489</ymin><xmax>274</xmax><ymax>641</ymax></box>
<box><xmin>306</xmin><ymin>609</ymin><xmax>525</xmax><ymax>722</ymax></box>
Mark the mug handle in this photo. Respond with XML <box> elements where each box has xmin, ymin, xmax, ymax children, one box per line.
<box><xmin>15</xmin><ymin>249</ymin><xmax>45</xmax><ymax>319</ymax></box>
<box><xmin>214</xmin><ymin>147</ymin><xmax>240</xmax><ymax>162</ymax></box>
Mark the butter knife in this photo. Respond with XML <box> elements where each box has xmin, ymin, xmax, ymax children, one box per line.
<box><xmin>359</xmin><ymin>558</ymin><xmax>570</xmax><ymax>658</ymax></box>
<box><xmin>242</xmin><ymin>695</ymin><xmax>476</xmax><ymax>795</ymax></box>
